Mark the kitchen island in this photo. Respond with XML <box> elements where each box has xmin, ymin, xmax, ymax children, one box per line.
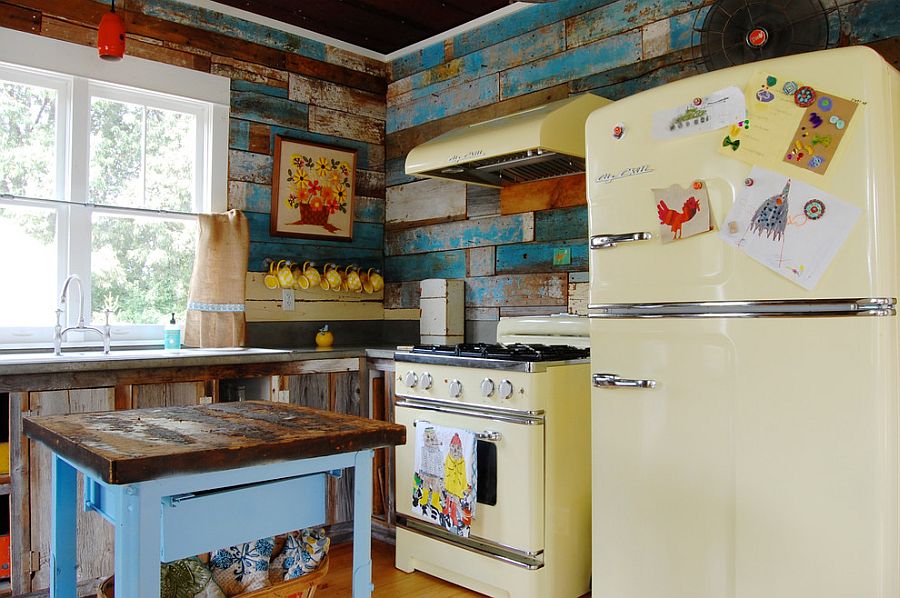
<box><xmin>0</xmin><ymin>346</ymin><xmax>400</xmax><ymax>595</ymax></box>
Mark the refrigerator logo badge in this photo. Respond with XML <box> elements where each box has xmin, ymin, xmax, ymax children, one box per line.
<box><xmin>596</xmin><ymin>165</ymin><xmax>654</xmax><ymax>184</ymax></box>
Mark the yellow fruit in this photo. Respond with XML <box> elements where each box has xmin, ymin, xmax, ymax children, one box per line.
<box><xmin>315</xmin><ymin>326</ymin><xmax>334</xmax><ymax>348</ymax></box>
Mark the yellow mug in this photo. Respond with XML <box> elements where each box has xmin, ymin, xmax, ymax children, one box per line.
<box><xmin>324</xmin><ymin>263</ymin><xmax>343</xmax><ymax>290</ymax></box>
<box><xmin>276</xmin><ymin>260</ymin><xmax>294</xmax><ymax>289</ymax></box>
<box><xmin>291</xmin><ymin>265</ymin><xmax>310</xmax><ymax>290</ymax></box>
<box><xmin>302</xmin><ymin>261</ymin><xmax>321</xmax><ymax>287</ymax></box>
<box><xmin>360</xmin><ymin>271</ymin><xmax>374</xmax><ymax>294</ymax></box>
<box><xmin>264</xmin><ymin>260</ymin><xmax>279</xmax><ymax>290</ymax></box>
<box><xmin>368</xmin><ymin>268</ymin><xmax>384</xmax><ymax>292</ymax></box>
<box><xmin>346</xmin><ymin>265</ymin><xmax>362</xmax><ymax>292</ymax></box>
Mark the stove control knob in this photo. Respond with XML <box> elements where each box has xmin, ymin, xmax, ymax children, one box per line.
<box><xmin>404</xmin><ymin>371</ymin><xmax>418</xmax><ymax>388</ymax></box>
<box><xmin>480</xmin><ymin>378</ymin><xmax>495</xmax><ymax>397</ymax></box>
<box><xmin>420</xmin><ymin>372</ymin><xmax>433</xmax><ymax>390</ymax></box>
<box><xmin>498</xmin><ymin>379</ymin><xmax>514</xmax><ymax>401</ymax></box>
<box><xmin>449</xmin><ymin>379</ymin><xmax>463</xmax><ymax>398</ymax></box>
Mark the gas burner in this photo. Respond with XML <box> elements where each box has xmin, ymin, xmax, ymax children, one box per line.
<box><xmin>410</xmin><ymin>342</ymin><xmax>589</xmax><ymax>362</ymax></box>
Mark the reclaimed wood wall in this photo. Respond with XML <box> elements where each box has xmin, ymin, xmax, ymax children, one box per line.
<box><xmin>0</xmin><ymin>0</ymin><xmax>389</xmax><ymax>323</ymax></box>
<box><xmin>384</xmin><ymin>0</ymin><xmax>900</xmax><ymax>332</ymax></box>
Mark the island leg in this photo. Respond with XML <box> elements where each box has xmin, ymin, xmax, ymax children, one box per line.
<box><xmin>50</xmin><ymin>454</ymin><xmax>77</xmax><ymax>598</ymax></box>
<box><xmin>352</xmin><ymin>449</ymin><xmax>374</xmax><ymax>598</ymax></box>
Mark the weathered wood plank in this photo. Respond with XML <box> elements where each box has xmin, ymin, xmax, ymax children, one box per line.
<box><xmin>228</xmin><ymin>181</ymin><xmax>271</xmax><ymax>213</ymax></box>
<box><xmin>499</xmin><ymin>173</ymin><xmax>586</xmax><ymax>215</ymax></box>
<box><xmin>465</xmin><ymin>307</ymin><xmax>500</xmax><ymax>321</ymax></box>
<box><xmin>310</xmin><ymin>105</ymin><xmax>385</xmax><ymax>145</ymax></box>
<box><xmin>499</xmin><ymin>305</ymin><xmax>568</xmax><ymax>316</ymax></box>
<box><xmin>356</xmin><ymin>169</ymin><xmax>386</xmax><ymax>199</ymax></box>
<box><xmin>261</xmin><ymin>124</ymin><xmax>383</xmax><ymax>172</ymax></box>
<box><xmin>231</xmin><ymin>79</ymin><xmax>289</xmax><ymax>98</ymax></box>
<box><xmin>245</xmin><ymin>212</ymin><xmax>383</xmax><ymax>251</ymax></box>
<box><xmin>465</xmin><ymin>273</ymin><xmax>568</xmax><ymax>307</ymax></box>
<box><xmin>500</xmin><ymin>31</ymin><xmax>641</xmax><ymax>99</ymax></box>
<box><xmin>495</xmin><ymin>239</ymin><xmax>588</xmax><ymax>274</ymax></box>
<box><xmin>384</xmin><ymin>308</ymin><xmax>420</xmax><ymax>320</ymax></box>
<box><xmin>246</xmin><ymin>299</ymin><xmax>384</xmax><ymax>322</ymax></box>
<box><xmin>385</xmin><ymin>83</ymin><xmax>569</xmax><ymax>161</ymax></box>
<box><xmin>387</xmin><ymin>73</ymin><xmax>499</xmax><ymax>133</ymax></box>
<box><xmin>388</xmin><ymin>22</ymin><xmax>565</xmax><ymax>108</ymax></box>
<box><xmin>246</xmin><ymin>272</ymin><xmax>384</xmax><ymax>302</ymax></box>
<box><xmin>0</xmin><ymin>2</ymin><xmax>40</xmax><ymax>34</ymax></box>
<box><xmin>535</xmin><ymin>206</ymin><xmax>589</xmax><ymax>241</ymax></box>
<box><xmin>466</xmin><ymin>185</ymin><xmax>501</xmax><ymax>219</ymax></box>
<box><xmin>229</xmin><ymin>150</ymin><xmax>273</xmax><ymax>184</ymax></box>
<box><xmin>384</xmin><ymin>282</ymin><xmax>420</xmax><ymax>310</ymax></box>
<box><xmin>210</xmin><ymin>54</ymin><xmax>289</xmax><ymax>87</ymax></box>
<box><xmin>384</xmin><ymin>250</ymin><xmax>467</xmax><ymax>282</ymax></box>
<box><xmin>386</xmin><ymin>157</ymin><xmax>418</xmax><ymax>187</ymax></box>
<box><xmin>565</xmin><ymin>0</ymin><xmax>706</xmax><ymax>49</ymax></box>
<box><xmin>569</xmin><ymin>271</ymin><xmax>590</xmax><ymax>284</ymax></box>
<box><xmin>385</xmin><ymin>179</ymin><xmax>467</xmax><ymax>229</ymax></box>
<box><xmin>288</xmin><ymin>373</ymin><xmax>329</xmax><ymax>411</ymax></box>
<box><xmin>248</xmin><ymin>122</ymin><xmax>270</xmax><ymax>154</ymax></box>
<box><xmin>385</xmin><ymin>213</ymin><xmax>533</xmax><ymax>256</ymax></box>
<box><xmin>230</xmin><ymin>90</ymin><xmax>308</xmax><ymax>130</ymax></box>
<box><xmin>467</xmin><ymin>246</ymin><xmax>495</xmax><ymax>277</ymax></box>
<box><xmin>568</xmin><ymin>281</ymin><xmax>590</xmax><ymax>316</ymax></box>
<box><xmin>132</xmin><ymin>382</ymin><xmax>205</xmax><ymax>408</ymax></box>
<box><xmin>569</xmin><ymin>47</ymin><xmax>697</xmax><ymax>99</ymax></box>
<box><xmin>9</xmin><ymin>391</ymin><xmax>31</xmax><ymax>594</ymax></box>
<box><xmin>325</xmin><ymin>46</ymin><xmax>386</xmax><ymax>79</ymax></box>
<box><xmin>354</xmin><ymin>196</ymin><xmax>385</xmax><ymax>224</ymax></box>
<box><xmin>289</xmin><ymin>74</ymin><xmax>385</xmax><ymax>121</ymax></box>
<box><xmin>286</xmin><ymin>53</ymin><xmax>387</xmax><ymax>96</ymax></box>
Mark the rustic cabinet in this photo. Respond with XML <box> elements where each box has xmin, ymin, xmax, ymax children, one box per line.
<box><xmin>0</xmin><ymin>352</ymin><xmax>393</xmax><ymax>596</ymax></box>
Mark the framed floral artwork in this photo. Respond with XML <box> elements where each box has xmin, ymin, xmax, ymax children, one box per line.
<box><xmin>271</xmin><ymin>135</ymin><xmax>356</xmax><ymax>241</ymax></box>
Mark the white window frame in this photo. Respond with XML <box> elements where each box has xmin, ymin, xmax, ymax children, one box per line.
<box><xmin>0</xmin><ymin>29</ymin><xmax>230</xmax><ymax>348</ymax></box>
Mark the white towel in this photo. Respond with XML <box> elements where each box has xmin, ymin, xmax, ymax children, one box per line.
<box><xmin>411</xmin><ymin>422</ymin><xmax>477</xmax><ymax>537</ymax></box>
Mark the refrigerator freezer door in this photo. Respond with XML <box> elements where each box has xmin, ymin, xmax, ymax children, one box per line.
<box><xmin>586</xmin><ymin>47</ymin><xmax>899</xmax><ymax>305</ymax></box>
<box><xmin>589</xmin><ymin>316</ymin><xmax>899</xmax><ymax>598</ymax></box>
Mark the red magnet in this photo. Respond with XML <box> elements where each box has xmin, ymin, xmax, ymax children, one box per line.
<box><xmin>744</xmin><ymin>178</ymin><xmax>754</xmax><ymax>186</ymax></box>
<box><xmin>692</xmin><ymin>181</ymin><xmax>703</xmax><ymax>190</ymax></box>
<box><xmin>794</xmin><ymin>86</ymin><xmax>816</xmax><ymax>107</ymax></box>
<box><xmin>693</xmin><ymin>97</ymin><xmax>703</xmax><ymax>107</ymax></box>
<box><xmin>612</xmin><ymin>124</ymin><xmax>624</xmax><ymax>139</ymax></box>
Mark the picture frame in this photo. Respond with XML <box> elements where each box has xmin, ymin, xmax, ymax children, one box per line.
<box><xmin>271</xmin><ymin>135</ymin><xmax>356</xmax><ymax>241</ymax></box>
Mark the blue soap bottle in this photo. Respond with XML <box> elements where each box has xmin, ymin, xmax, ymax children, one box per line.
<box><xmin>164</xmin><ymin>313</ymin><xmax>181</xmax><ymax>350</ymax></box>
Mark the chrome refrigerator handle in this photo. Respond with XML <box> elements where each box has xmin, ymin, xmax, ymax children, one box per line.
<box><xmin>590</xmin><ymin>232</ymin><xmax>651</xmax><ymax>249</ymax></box>
<box><xmin>592</xmin><ymin>373</ymin><xmax>656</xmax><ymax>389</ymax></box>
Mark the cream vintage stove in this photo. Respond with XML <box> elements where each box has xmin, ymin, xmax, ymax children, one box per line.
<box><xmin>393</xmin><ymin>315</ymin><xmax>592</xmax><ymax>597</ymax></box>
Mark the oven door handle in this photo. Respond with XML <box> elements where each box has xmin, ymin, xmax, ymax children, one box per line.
<box><xmin>414</xmin><ymin>419</ymin><xmax>503</xmax><ymax>443</ymax></box>
<box><xmin>398</xmin><ymin>398</ymin><xmax>544</xmax><ymax>425</ymax></box>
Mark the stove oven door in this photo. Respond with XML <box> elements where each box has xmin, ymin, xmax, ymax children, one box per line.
<box><xmin>395</xmin><ymin>398</ymin><xmax>545</xmax><ymax>565</ymax></box>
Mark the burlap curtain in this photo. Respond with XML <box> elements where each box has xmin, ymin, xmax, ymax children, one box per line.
<box><xmin>184</xmin><ymin>209</ymin><xmax>249</xmax><ymax>348</ymax></box>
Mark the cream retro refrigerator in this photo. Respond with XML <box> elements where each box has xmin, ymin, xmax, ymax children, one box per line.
<box><xmin>585</xmin><ymin>47</ymin><xmax>899</xmax><ymax>598</ymax></box>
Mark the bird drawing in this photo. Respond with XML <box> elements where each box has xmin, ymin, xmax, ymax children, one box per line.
<box><xmin>657</xmin><ymin>196</ymin><xmax>701</xmax><ymax>240</ymax></box>
<box><xmin>749</xmin><ymin>179</ymin><xmax>791</xmax><ymax>241</ymax></box>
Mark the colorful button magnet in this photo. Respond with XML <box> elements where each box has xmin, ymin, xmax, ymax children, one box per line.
<box><xmin>828</xmin><ymin>115</ymin><xmax>846</xmax><ymax>129</ymax></box>
<box><xmin>692</xmin><ymin>181</ymin><xmax>703</xmax><ymax>190</ymax></box>
<box><xmin>612</xmin><ymin>124</ymin><xmax>624</xmax><ymax>139</ymax></box>
<box><xmin>744</xmin><ymin>178</ymin><xmax>754</xmax><ymax>187</ymax></box>
<box><xmin>817</xmin><ymin>96</ymin><xmax>833</xmax><ymax>111</ymax></box>
<box><xmin>804</xmin><ymin>198</ymin><xmax>826</xmax><ymax>219</ymax></box>
<box><xmin>766</xmin><ymin>75</ymin><xmax>777</xmax><ymax>86</ymax></box>
<box><xmin>693</xmin><ymin>97</ymin><xmax>702</xmax><ymax>106</ymax></box>
<box><xmin>807</xmin><ymin>156</ymin><xmax>825</xmax><ymax>169</ymax></box>
<box><xmin>782</xmin><ymin>81</ymin><xmax>798</xmax><ymax>95</ymax></box>
<box><xmin>794</xmin><ymin>86</ymin><xmax>816</xmax><ymax>107</ymax></box>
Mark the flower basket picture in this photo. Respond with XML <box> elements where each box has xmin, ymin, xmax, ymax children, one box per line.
<box><xmin>271</xmin><ymin>135</ymin><xmax>356</xmax><ymax>241</ymax></box>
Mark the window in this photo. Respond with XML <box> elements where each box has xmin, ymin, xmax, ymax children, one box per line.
<box><xmin>0</xmin><ymin>30</ymin><xmax>228</xmax><ymax>347</ymax></box>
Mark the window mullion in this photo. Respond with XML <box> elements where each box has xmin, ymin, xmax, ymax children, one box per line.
<box><xmin>68</xmin><ymin>77</ymin><xmax>92</xmax><ymax>326</ymax></box>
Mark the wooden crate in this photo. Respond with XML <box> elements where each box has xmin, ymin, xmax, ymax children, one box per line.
<box><xmin>98</xmin><ymin>556</ymin><xmax>329</xmax><ymax>598</ymax></box>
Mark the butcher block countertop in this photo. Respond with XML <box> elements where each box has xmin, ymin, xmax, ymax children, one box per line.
<box><xmin>23</xmin><ymin>400</ymin><xmax>406</xmax><ymax>485</ymax></box>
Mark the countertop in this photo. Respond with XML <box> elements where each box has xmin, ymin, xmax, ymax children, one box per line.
<box><xmin>0</xmin><ymin>345</ymin><xmax>402</xmax><ymax>377</ymax></box>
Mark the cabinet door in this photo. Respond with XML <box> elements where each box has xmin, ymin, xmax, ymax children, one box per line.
<box><xmin>28</xmin><ymin>388</ymin><xmax>116</xmax><ymax>591</ymax></box>
<box><xmin>131</xmin><ymin>381</ymin><xmax>208</xmax><ymax>408</ymax></box>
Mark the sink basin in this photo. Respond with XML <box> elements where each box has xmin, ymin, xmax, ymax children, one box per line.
<box><xmin>0</xmin><ymin>347</ymin><xmax>288</xmax><ymax>365</ymax></box>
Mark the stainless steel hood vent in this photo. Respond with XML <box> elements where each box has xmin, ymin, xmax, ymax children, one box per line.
<box><xmin>405</xmin><ymin>94</ymin><xmax>611</xmax><ymax>188</ymax></box>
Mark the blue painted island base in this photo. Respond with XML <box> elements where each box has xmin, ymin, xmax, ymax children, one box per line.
<box><xmin>49</xmin><ymin>450</ymin><xmax>374</xmax><ymax>598</ymax></box>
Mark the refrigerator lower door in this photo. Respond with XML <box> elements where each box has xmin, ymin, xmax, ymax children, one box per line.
<box><xmin>589</xmin><ymin>315</ymin><xmax>899</xmax><ymax>598</ymax></box>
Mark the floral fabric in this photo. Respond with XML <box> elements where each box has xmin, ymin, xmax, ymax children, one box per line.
<box><xmin>160</xmin><ymin>557</ymin><xmax>226</xmax><ymax>598</ymax></box>
<box><xmin>209</xmin><ymin>537</ymin><xmax>275</xmax><ymax>596</ymax></box>
<box><xmin>268</xmin><ymin>528</ymin><xmax>330</xmax><ymax>583</ymax></box>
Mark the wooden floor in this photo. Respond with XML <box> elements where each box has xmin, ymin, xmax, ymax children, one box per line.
<box><xmin>316</xmin><ymin>540</ymin><xmax>480</xmax><ymax>597</ymax></box>
<box><xmin>317</xmin><ymin>540</ymin><xmax>592</xmax><ymax>597</ymax></box>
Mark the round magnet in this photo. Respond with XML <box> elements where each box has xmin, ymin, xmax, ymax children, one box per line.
<box><xmin>692</xmin><ymin>181</ymin><xmax>703</xmax><ymax>190</ymax></box>
<box><xmin>804</xmin><ymin>198</ymin><xmax>826</xmax><ymax>219</ymax></box>
<box><xmin>807</xmin><ymin>156</ymin><xmax>825</xmax><ymax>169</ymax></box>
<box><xmin>766</xmin><ymin>75</ymin><xmax>777</xmax><ymax>86</ymax></box>
<box><xmin>794</xmin><ymin>86</ymin><xmax>816</xmax><ymax>107</ymax></box>
<box><xmin>693</xmin><ymin>97</ymin><xmax>702</xmax><ymax>106</ymax></box>
<box><xmin>782</xmin><ymin>81</ymin><xmax>798</xmax><ymax>95</ymax></box>
<box><xmin>612</xmin><ymin>124</ymin><xmax>625</xmax><ymax>139</ymax></box>
<box><xmin>744</xmin><ymin>178</ymin><xmax>754</xmax><ymax>187</ymax></box>
<box><xmin>817</xmin><ymin>96</ymin><xmax>833</xmax><ymax>111</ymax></box>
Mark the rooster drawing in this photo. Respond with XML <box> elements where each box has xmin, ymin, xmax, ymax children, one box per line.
<box><xmin>657</xmin><ymin>196</ymin><xmax>701</xmax><ymax>240</ymax></box>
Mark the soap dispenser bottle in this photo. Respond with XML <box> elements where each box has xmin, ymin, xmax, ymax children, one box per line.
<box><xmin>164</xmin><ymin>313</ymin><xmax>181</xmax><ymax>350</ymax></box>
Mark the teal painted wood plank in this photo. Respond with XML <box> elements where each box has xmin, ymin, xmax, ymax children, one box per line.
<box><xmin>566</xmin><ymin>0</ymin><xmax>707</xmax><ymax>49</ymax></box>
<box><xmin>385</xmin><ymin>250</ymin><xmax>467</xmax><ymax>282</ymax></box>
<box><xmin>245</xmin><ymin>212</ymin><xmax>383</xmax><ymax>250</ymax></box>
<box><xmin>570</xmin><ymin>47</ymin><xmax>697</xmax><ymax>100</ymax></box>
<box><xmin>465</xmin><ymin>273</ymin><xmax>567</xmax><ymax>307</ymax></box>
<box><xmin>495</xmin><ymin>239</ymin><xmax>588</xmax><ymax>273</ymax></box>
<box><xmin>231</xmin><ymin>79</ymin><xmax>289</xmax><ymax>99</ymax></box>
<box><xmin>354</xmin><ymin>196</ymin><xmax>385</xmax><ymax>223</ymax></box>
<box><xmin>393</xmin><ymin>23</ymin><xmax>564</xmax><ymax>105</ymax></box>
<box><xmin>843</xmin><ymin>0</ymin><xmax>900</xmax><ymax>44</ymax></box>
<box><xmin>230</xmin><ymin>91</ymin><xmax>308</xmax><ymax>130</ymax></box>
<box><xmin>535</xmin><ymin>206</ymin><xmax>588</xmax><ymax>241</ymax></box>
<box><xmin>384</xmin><ymin>282</ymin><xmax>420</xmax><ymax>309</ymax></box>
<box><xmin>264</xmin><ymin>125</ymin><xmax>381</xmax><ymax>172</ymax></box>
<box><xmin>230</xmin><ymin>119</ymin><xmax>249</xmax><ymax>150</ymax></box>
<box><xmin>500</xmin><ymin>31</ymin><xmax>641</xmax><ymax>99</ymax></box>
<box><xmin>671</xmin><ymin>7</ymin><xmax>708</xmax><ymax>51</ymax></box>
<box><xmin>388</xmin><ymin>74</ymin><xmax>499</xmax><ymax>133</ymax></box>
<box><xmin>248</xmin><ymin>243</ymin><xmax>383</xmax><ymax>273</ymax></box>
<box><xmin>386</xmin><ymin>157</ymin><xmax>418</xmax><ymax>187</ymax></box>
<box><xmin>136</xmin><ymin>0</ymin><xmax>326</xmax><ymax>60</ymax></box>
<box><xmin>384</xmin><ymin>213</ymin><xmax>534</xmax><ymax>256</ymax></box>
<box><xmin>229</xmin><ymin>181</ymin><xmax>271</xmax><ymax>213</ymax></box>
<box><xmin>229</xmin><ymin>150</ymin><xmax>272</xmax><ymax>184</ymax></box>
<box><xmin>390</xmin><ymin>42</ymin><xmax>448</xmax><ymax>83</ymax></box>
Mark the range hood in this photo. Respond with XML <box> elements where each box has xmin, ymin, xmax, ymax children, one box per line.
<box><xmin>405</xmin><ymin>93</ymin><xmax>611</xmax><ymax>187</ymax></box>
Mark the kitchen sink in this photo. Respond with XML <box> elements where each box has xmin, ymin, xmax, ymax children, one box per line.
<box><xmin>0</xmin><ymin>347</ymin><xmax>288</xmax><ymax>365</ymax></box>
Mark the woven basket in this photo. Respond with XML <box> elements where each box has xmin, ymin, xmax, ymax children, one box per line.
<box><xmin>98</xmin><ymin>556</ymin><xmax>329</xmax><ymax>598</ymax></box>
<box><xmin>299</xmin><ymin>203</ymin><xmax>329</xmax><ymax>226</ymax></box>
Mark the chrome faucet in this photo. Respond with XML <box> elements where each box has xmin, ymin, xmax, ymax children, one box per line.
<box><xmin>54</xmin><ymin>274</ymin><xmax>111</xmax><ymax>355</ymax></box>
